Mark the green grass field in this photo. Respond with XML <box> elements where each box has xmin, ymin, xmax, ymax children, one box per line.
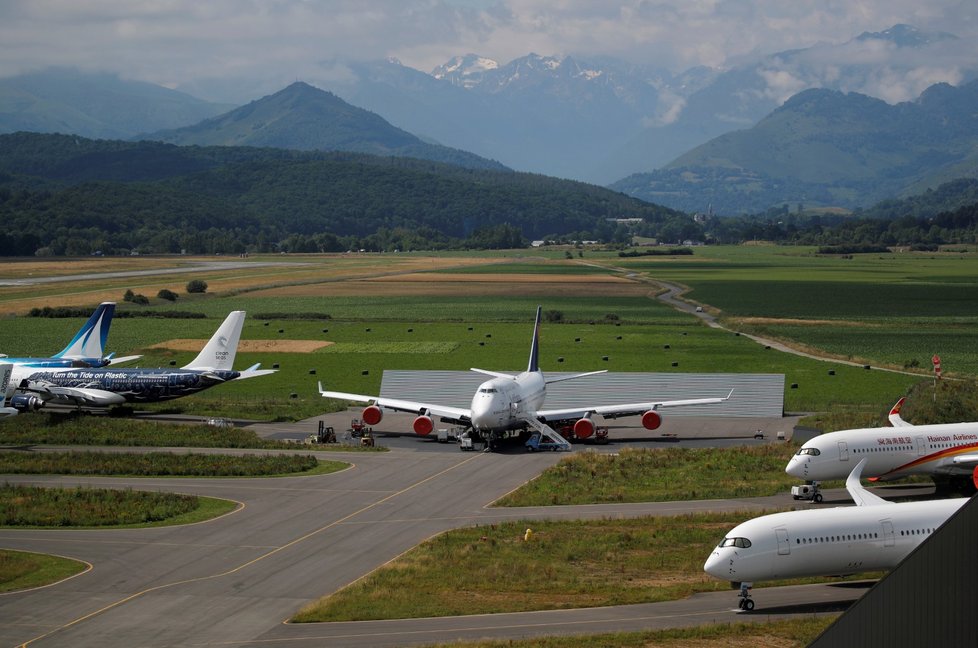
<box><xmin>0</xmin><ymin>549</ymin><xmax>88</xmax><ymax>593</ymax></box>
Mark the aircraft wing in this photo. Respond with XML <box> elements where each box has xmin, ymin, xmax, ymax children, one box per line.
<box><xmin>319</xmin><ymin>384</ymin><xmax>471</xmax><ymax>422</ymax></box>
<box><xmin>21</xmin><ymin>382</ymin><xmax>127</xmax><ymax>408</ymax></box>
<box><xmin>846</xmin><ymin>458</ymin><xmax>893</xmax><ymax>506</ymax></box>
<box><xmin>536</xmin><ymin>390</ymin><xmax>732</xmax><ymax>422</ymax></box>
<box><xmin>0</xmin><ymin>407</ymin><xmax>16</xmax><ymax>418</ymax></box>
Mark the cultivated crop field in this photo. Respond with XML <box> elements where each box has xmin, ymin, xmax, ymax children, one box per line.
<box><xmin>611</xmin><ymin>245</ymin><xmax>978</xmax><ymax>377</ymax></box>
<box><xmin>0</xmin><ymin>248</ymin><xmax>952</xmax><ymax>421</ymax></box>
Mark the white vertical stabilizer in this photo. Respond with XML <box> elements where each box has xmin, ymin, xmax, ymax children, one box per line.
<box><xmin>182</xmin><ymin>311</ymin><xmax>246</xmax><ymax>371</ymax></box>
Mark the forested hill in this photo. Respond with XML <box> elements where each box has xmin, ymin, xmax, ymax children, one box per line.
<box><xmin>0</xmin><ymin>132</ymin><xmax>681</xmax><ymax>256</ymax></box>
<box><xmin>142</xmin><ymin>82</ymin><xmax>506</xmax><ymax>171</ymax></box>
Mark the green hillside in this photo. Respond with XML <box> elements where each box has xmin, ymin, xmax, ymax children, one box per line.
<box><xmin>0</xmin><ymin>132</ymin><xmax>680</xmax><ymax>256</ymax></box>
<box><xmin>614</xmin><ymin>80</ymin><xmax>978</xmax><ymax>214</ymax></box>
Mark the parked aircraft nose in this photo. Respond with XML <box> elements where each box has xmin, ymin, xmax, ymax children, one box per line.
<box><xmin>785</xmin><ymin>455</ymin><xmax>805</xmax><ymax>477</ymax></box>
<box><xmin>703</xmin><ymin>550</ymin><xmax>727</xmax><ymax>579</ymax></box>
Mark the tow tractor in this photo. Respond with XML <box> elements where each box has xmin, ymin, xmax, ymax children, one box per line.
<box><xmin>791</xmin><ymin>481</ymin><xmax>823</xmax><ymax>503</ymax></box>
<box><xmin>349</xmin><ymin>418</ymin><xmax>371</xmax><ymax>438</ymax></box>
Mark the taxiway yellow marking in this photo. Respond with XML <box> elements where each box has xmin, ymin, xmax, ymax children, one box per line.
<box><xmin>16</xmin><ymin>452</ymin><xmax>485</xmax><ymax>647</ymax></box>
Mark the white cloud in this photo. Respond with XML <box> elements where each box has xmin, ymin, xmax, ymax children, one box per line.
<box><xmin>0</xmin><ymin>0</ymin><xmax>975</xmax><ymax>101</ymax></box>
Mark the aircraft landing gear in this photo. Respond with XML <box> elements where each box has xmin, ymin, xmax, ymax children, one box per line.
<box><xmin>737</xmin><ymin>582</ymin><xmax>754</xmax><ymax>611</ymax></box>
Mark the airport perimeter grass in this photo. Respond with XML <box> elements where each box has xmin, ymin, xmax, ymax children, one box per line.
<box><xmin>495</xmin><ymin>446</ymin><xmax>805</xmax><ymax>506</ymax></box>
<box><xmin>423</xmin><ymin>616</ymin><xmax>836</xmax><ymax>648</ymax></box>
<box><xmin>0</xmin><ymin>549</ymin><xmax>88</xmax><ymax>593</ymax></box>
<box><xmin>0</xmin><ymin>451</ymin><xmax>347</xmax><ymax>477</ymax></box>
<box><xmin>0</xmin><ymin>413</ymin><xmax>384</xmax><ymax>451</ymax></box>
<box><xmin>0</xmin><ymin>484</ymin><xmax>238</xmax><ymax>528</ymax></box>
<box><xmin>294</xmin><ymin>514</ymin><xmax>865</xmax><ymax>623</ymax></box>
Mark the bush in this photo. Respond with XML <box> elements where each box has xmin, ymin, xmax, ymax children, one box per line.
<box><xmin>130</xmin><ymin>293</ymin><xmax>149</xmax><ymax>305</ymax></box>
<box><xmin>186</xmin><ymin>279</ymin><xmax>208</xmax><ymax>294</ymax></box>
<box><xmin>544</xmin><ymin>310</ymin><xmax>564</xmax><ymax>322</ymax></box>
<box><xmin>157</xmin><ymin>289</ymin><xmax>178</xmax><ymax>301</ymax></box>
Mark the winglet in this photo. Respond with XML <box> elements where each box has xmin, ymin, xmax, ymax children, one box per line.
<box><xmin>846</xmin><ymin>458</ymin><xmax>893</xmax><ymax>506</ymax></box>
<box><xmin>527</xmin><ymin>306</ymin><xmax>542</xmax><ymax>373</ymax></box>
<box><xmin>182</xmin><ymin>311</ymin><xmax>246</xmax><ymax>371</ymax></box>
<box><xmin>52</xmin><ymin>302</ymin><xmax>115</xmax><ymax>363</ymax></box>
<box><xmin>888</xmin><ymin>397</ymin><xmax>912</xmax><ymax>427</ymax></box>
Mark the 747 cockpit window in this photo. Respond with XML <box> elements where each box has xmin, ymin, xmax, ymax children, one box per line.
<box><xmin>796</xmin><ymin>447</ymin><xmax>821</xmax><ymax>456</ymax></box>
<box><xmin>719</xmin><ymin>537</ymin><xmax>751</xmax><ymax>548</ymax></box>
<box><xmin>479</xmin><ymin>388</ymin><xmax>498</xmax><ymax>394</ymax></box>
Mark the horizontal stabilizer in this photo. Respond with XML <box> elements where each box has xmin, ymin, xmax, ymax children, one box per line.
<box><xmin>470</xmin><ymin>368</ymin><xmax>515</xmax><ymax>380</ymax></box>
<box><xmin>104</xmin><ymin>355</ymin><xmax>142</xmax><ymax>366</ymax></box>
<box><xmin>237</xmin><ymin>363</ymin><xmax>277</xmax><ymax>380</ymax></box>
<box><xmin>544</xmin><ymin>369</ymin><xmax>608</xmax><ymax>385</ymax></box>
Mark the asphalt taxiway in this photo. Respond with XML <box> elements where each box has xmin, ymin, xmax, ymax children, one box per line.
<box><xmin>0</xmin><ymin>416</ymin><xmax>886</xmax><ymax>648</ymax></box>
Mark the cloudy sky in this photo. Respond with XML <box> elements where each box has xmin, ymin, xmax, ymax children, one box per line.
<box><xmin>1</xmin><ymin>0</ymin><xmax>975</xmax><ymax>99</ymax></box>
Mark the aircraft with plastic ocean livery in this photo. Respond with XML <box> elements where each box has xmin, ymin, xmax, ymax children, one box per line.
<box><xmin>320</xmin><ymin>306</ymin><xmax>731</xmax><ymax>449</ymax></box>
<box><xmin>4</xmin><ymin>311</ymin><xmax>274</xmax><ymax>411</ymax></box>
<box><xmin>786</xmin><ymin>397</ymin><xmax>978</xmax><ymax>497</ymax></box>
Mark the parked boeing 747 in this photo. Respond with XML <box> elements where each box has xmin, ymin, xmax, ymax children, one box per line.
<box><xmin>786</xmin><ymin>397</ymin><xmax>978</xmax><ymax>498</ymax></box>
<box><xmin>0</xmin><ymin>302</ymin><xmax>140</xmax><ymax>369</ymax></box>
<box><xmin>705</xmin><ymin>458</ymin><xmax>967</xmax><ymax>610</ymax></box>
<box><xmin>320</xmin><ymin>306</ymin><xmax>731</xmax><ymax>448</ymax></box>
<box><xmin>4</xmin><ymin>311</ymin><xmax>274</xmax><ymax>411</ymax></box>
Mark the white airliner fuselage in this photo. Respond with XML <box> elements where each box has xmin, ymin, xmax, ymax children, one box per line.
<box><xmin>786</xmin><ymin>398</ymin><xmax>978</xmax><ymax>486</ymax></box>
<box><xmin>469</xmin><ymin>371</ymin><xmax>545</xmax><ymax>432</ymax></box>
<box><xmin>706</xmin><ymin>459</ymin><xmax>967</xmax><ymax>609</ymax></box>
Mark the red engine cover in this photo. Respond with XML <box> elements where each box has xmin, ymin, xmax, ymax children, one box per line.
<box><xmin>573</xmin><ymin>418</ymin><xmax>595</xmax><ymax>439</ymax></box>
<box><xmin>641</xmin><ymin>410</ymin><xmax>662</xmax><ymax>430</ymax></box>
<box><xmin>973</xmin><ymin>465</ymin><xmax>978</xmax><ymax>492</ymax></box>
<box><xmin>362</xmin><ymin>405</ymin><xmax>383</xmax><ymax>426</ymax></box>
<box><xmin>413</xmin><ymin>415</ymin><xmax>434</xmax><ymax>436</ymax></box>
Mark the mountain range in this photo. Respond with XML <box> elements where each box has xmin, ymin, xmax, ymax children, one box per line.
<box><xmin>611</xmin><ymin>79</ymin><xmax>978</xmax><ymax>214</ymax></box>
<box><xmin>2</xmin><ymin>24</ymin><xmax>972</xmax><ymax>188</ymax></box>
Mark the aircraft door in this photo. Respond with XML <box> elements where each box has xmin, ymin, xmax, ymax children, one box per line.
<box><xmin>915</xmin><ymin>436</ymin><xmax>926</xmax><ymax>456</ymax></box>
<box><xmin>838</xmin><ymin>441</ymin><xmax>849</xmax><ymax>462</ymax></box>
<box><xmin>775</xmin><ymin>527</ymin><xmax>790</xmax><ymax>556</ymax></box>
<box><xmin>881</xmin><ymin>519</ymin><xmax>895</xmax><ymax>547</ymax></box>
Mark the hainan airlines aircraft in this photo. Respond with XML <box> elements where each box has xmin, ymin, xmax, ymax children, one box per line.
<box><xmin>0</xmin><ymin>302</ymin><xmax>140</xmax><ymax>369</ymax></box>
<box><xmin>786</xmin><ymin>397</ymin><xmax>978</xmax><ymax>497</ymax></box>
<box><xmin>319</xmin><ymin>306</ymin><xmax>732</xmax><ymax>448</ymax></box>
<box><xmin>705</xmin><ymin>458</ymin><xmax>967</xmax><ymax>610</ymax></box>
<box><xmin>5</xmin><ymin>311</ymin><xmax>274</xmax><ymax>411</ymax></box>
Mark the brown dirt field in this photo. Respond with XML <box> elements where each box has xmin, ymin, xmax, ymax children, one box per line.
<box><xmin>247</xmin><ymin>278</ymin><xmax>652</xmax><ymax>298</ymax></box>
<box><xmin>0</xmin><ymin>256</ymin><xmax>504</xmax><ymax>315</ymax></box>
<box><xmin>735</xmin><ymin>317</ymin><xmax>879</xmax><ymax>327</ymax></box>
<box><xmin>367</xmin><ymin>273</ymin><xmax>631</xmax><ymax>283</ymax></box>
<box><xmin>149</xmin><ymin>339</ymin><xmax>332</xmax><ymax>353</ymax></box>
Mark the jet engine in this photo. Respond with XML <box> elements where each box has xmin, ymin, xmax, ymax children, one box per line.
<box><xmin>641</xmin><ymin>410</ymin><xmax>662</xmax><ymax>430</ymax></box>
<box><xmin>973</xmin><ymin>465</ymin><xmax>978</xmax><ymax>491</ymax></box>
<box><xmin>413</xmin><ymin>415</ymin><xmax>434</xmax><ymax>435</ymax></box>
<box><xmin>573</xmin><ymin>417</ymin><xmax>595</xmax><ymax>439</ymax></box>
<box><xmin>11</xmin><ymin>394</ymin><xmax>42</xmax><ymax>412</ymax></box>
<box><xmin>362</xmin><ymin>404</ymin><xmax>383</xmax><ymax>426</ymax></box>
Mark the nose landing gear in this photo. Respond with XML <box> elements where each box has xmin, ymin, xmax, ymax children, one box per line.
<box><xmin>737</xmin><ymin>582</ymin><xmax>754</xmax><ymax>611</ymax></box>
